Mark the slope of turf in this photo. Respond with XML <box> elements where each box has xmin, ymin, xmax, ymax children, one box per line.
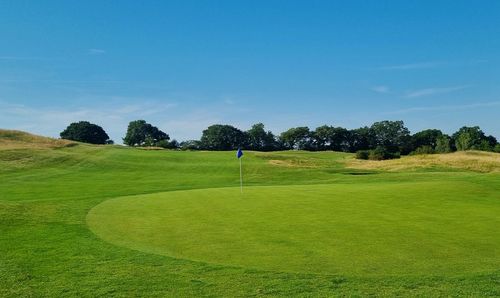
<box><xmin>1</xmin><ymin>130</ymin><xmax>499</xmax><ymax>296</ymax></box>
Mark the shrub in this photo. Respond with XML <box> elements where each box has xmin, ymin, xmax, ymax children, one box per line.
<box><xmin>157</xmin><ymin>139</ymin><xmax>179</xmax><ymax>149</ymax></box>
<box><xmin>412</xmin><ymin>145</ymin><xmax>435</xmax><ymax>155</ymax></box>
<box><xmin>435</xmin><ymin>135</ymin><xmax>452</xmax><ymax>153</ymax></box>
<box><xmin>494</xmin><ymin>144</ymin><xmax>500</xmax><ymax>153</ymax></box>
<box><xmin>368</xmin><ymin>146</ymin><xmax>400</xmax><ymax>160</ymax></box>
<box><xmin>355</xmin><ymin>150</ymin><xmax>370</xmax><ymax>160</ymax></box>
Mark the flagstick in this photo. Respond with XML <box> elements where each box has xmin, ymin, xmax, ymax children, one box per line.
<box><xmin>239</xmin><ymin>157</ymin><xmax>243</xmax><ymax>194</ymax></box>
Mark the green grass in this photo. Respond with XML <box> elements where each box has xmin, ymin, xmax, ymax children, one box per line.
<box><xmin>1</xmin><ymin>131</ymin><xmax>499</xmax><ymax>296</ymax></box>
<box><xmin>88</xmin><ymin>182</ymin><xmax>499</xmax><ymax>276</ymax></box>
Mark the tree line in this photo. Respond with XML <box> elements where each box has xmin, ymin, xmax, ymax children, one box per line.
<box><xmin>60</xmin><ymin>120</ymin><xmax>500</xmax><ymax>160</ymax></box>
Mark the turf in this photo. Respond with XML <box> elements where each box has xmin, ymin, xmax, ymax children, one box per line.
<box><xmin>88</xmin><ymin>183</ymin><xmax>499</xmax><ymax>276</ymax></box>
<box><xmin>1</xmin><ymin>130</ymin><xmax>499</xmax><ymax>296</ymax></box>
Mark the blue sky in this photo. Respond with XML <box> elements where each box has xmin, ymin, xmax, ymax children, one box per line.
<box><xmin>1</xmin><ymin>1</ymin><xmax>499</xmax><ymax>142</ymax></box>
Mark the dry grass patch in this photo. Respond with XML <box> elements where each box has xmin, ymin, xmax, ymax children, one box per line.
<box><xmin>346</xmin><ymin>151</ymin><xmax>500</xmax><ymax>173</ymax></box>
<box><xmin>267</xmin><ymin>159</ymin><xmax>319</xmax><ymax>168</ymax></box>
<box><xmin>0</xmin><ymin>129</ymin><xmax>75</xmax><ymax>149</ymax></box>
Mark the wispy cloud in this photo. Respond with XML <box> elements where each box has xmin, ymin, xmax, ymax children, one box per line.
<box><xmin>0</xmin><ymin>99</ymin><xmax>177</xmax><ymax>143</ymax></box>
<box><xmin>88</xmin><ymin>48</ymin><xmax>106</xmax><ymax>55</ymax></box>
<box><xmin>0</xmin><ymin>97</ymin><xmax>254</xmax><ymax>142</ymax></box>
<box><xmin>379</xmin><ymin>61</ymin><xmax>442</xmax><ymax>70</ymax></box>
<box><xmin>405</xmin><ymin>85</ymin><xmax>470</xmax><ymax>98</ymax></box>
<box><xmin>371</xmin><ymin>85</ymin><xmax>390</xmax><ymax>93</ymax></box>
<box><xmin>385</xmin><ymin>101</ymin><xmax>500</xmax><ymax>115</ymax></box>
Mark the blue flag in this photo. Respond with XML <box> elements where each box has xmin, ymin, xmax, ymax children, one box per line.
<box><xmin>236</xmin><ymin>148</ymin><xmax>243</xmax><ymax>159</ymax></box>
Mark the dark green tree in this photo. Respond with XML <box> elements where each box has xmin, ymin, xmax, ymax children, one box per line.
<box><xmin>494</xmin><ymin>144</ymin><xmax>500</xmax><ymax>153</ymax></box>
<box><xmin>412</xmin><ymin>129</ymin><xmax>443</xmax><ymax>150</ymax></box>
<box><xmin>200</xmin><ymin>124</ymin><xmax>248</xmax><ymax>150</ymax></box>
<box><xmin>346</xmin><ymin>127</ymin><xmax>374</xmax><ymax>152</ymax></box>
<box><xmin>313</xmin><ymin>125</ymin><xmax>350</xmax><ymax>151</ymax></box>
<box><xmin>60</xmin><ymin>121</ymin><xmax>110</xmax><ymax>144</ymax></box>
<box><xmin>123</xmin><ymin>120</ymin><xmax>169</xmax><ymax>147</ymax></box>
<box><xmin>246</xmin><ymin>123</ymin><xmax>278</xmax><ymax>151</ymax></box>
<box><xmin>435</xmin><ymin>135</ymin><xmax>452</xmax><ymax>153</ymax></box>
<box><xmin>279</xmin><ymin>127</ymin><xmax>312</xmax><ymax>150</ymax></box>
<box><xmin>452</xmin><ymin>126</ymin><xmax>491</xmax><ymax>151</ymax></box>
<box><xmin>370</xmin><ymin>120</ymin><xmax>411</xmax><ymax>153</ymax></box>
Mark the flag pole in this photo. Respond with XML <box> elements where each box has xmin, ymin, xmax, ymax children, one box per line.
<box><xmin>239</xmin><ymin>157</ymin><xmax>243</xmax><ymax>194</ymax></box>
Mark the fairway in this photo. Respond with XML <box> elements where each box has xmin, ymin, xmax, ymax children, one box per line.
<box><xmin>88</xmin><ymin>182</ymin><xmax>500</xmax><ymax>276</ymax></box>
<box><xmin>2</xmin><ymin>132</ymin><xmax>500</xmax><ymax>296</ymax></box>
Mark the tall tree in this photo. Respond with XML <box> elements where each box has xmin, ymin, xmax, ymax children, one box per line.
<box><xmin>313</xmin><ymin>125</ymin><xmax>350</xmax><ymax>151</ymax></box>
<box><xmin>435</xmin><ymin>135</ymin><xmax>452</xmax><ymax>153</ymax></box>
<box><xmin>246</xmin><ymin>123</ymin><xmax>278</xmax><ymax>151</ymax></box>
<box><xmin>370</xmin><ymin>120</ymin><xmax>411</xmax><ymax>153</ymax></box>
<box><xmin>123</xmin><ymin>120</ymin><xmax>169</xmax><ymax>147</ymax></box>
<box><xmin>412</xmin><ymin>129</ymin><xmax>443</xmax><ymax>150</ymax></box>
<box><xmin>200</xmin><ymin>124</ymin><xmax>248</xmax><ymax>150</ymax></box>
<box><xmin>346</xmin><ymin>127</ymin><xmax>374</xmax><ymax>152</ymax></box>
<box><xmin>452</xmin><ymin>126</ymin><xmax>486</xmax><ymax>151</ymax></box>
<box><xmin>279</xmin><ymin>127</ymin><xmax>312</xmax><ymax>150</ymax></box>
<box><xmin>60</xmin><ymin>121</ymin><xmax>110</xmax><ymax>144</ymax></box>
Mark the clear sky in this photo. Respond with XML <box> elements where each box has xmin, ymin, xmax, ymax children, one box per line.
<box><xmin>1</xmin><ymin>1</ymin><xmax>499</xmax><ymax>142</ymax></box>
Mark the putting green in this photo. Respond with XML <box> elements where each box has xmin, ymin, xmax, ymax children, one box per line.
<box><xmin>87</xmin><ymin>182</ymin><xmax>500</xmax><ymax>276</ymax></box>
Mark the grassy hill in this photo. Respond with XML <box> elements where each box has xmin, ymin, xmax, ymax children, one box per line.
<box><xmin>1</xmin><ymin>130</ymin><xmax>499</xmax><ymax>297</ymax></box>
<box><xmin>0</xmin><ymin>129</ymin><xmax>76</xmax><ymax>149</ymax></box>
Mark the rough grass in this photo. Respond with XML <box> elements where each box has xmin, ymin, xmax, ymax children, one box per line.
<box><xmin>1</xmin><ymin>130</ymin><xmax>500</xmax><ymax>297</ymax></box>
<box><xmin>0</xmin><ymin>129</ymin><xmax>75</xmax><ymax>149</ymax></box>
<box><xmin>347</xmin><ymin>150</ymin><xmax>500</xmax><ymax>173</ymax></box>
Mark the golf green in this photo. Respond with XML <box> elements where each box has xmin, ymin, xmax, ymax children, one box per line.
<box><xmin>87</xmin><ymin>181</ymin><xmax>500</xmax><ymax>276</ymax></box>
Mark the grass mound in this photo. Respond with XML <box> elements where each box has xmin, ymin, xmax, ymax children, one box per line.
<box><xmin>0</xmin><ymin>129</ymin><xmax>76</xmax><ymax>149</ymax></box>
<box><xmin>347</xmin><ymin>151</ymin><xmax>500</xmax><ymax>173</ymax></box>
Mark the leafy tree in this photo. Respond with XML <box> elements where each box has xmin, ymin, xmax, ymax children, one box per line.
<box><xmin>494</xmin><ymin>144</ymin><xmax>500</xmax><ymax>153</ymax></box>
<box><xmin>452</xmin><ymin>126</ymin><xmax>487</xmax><ymax>151</ymax></box>
<box><xmin>313</xmin><ymin>125</ymin><xmax>349</xmax><ymax>151</ymax></box>
<box><xmin>123</xmin><ymin>120</ymin><xmax>169</xmax><ymax>147</ymax></box>
<box><xmin>435</xmin><ymin>135</ymin><xmax>452</xmax><ymax>153</ymax></box>
<box><xmin>60</xmin><ymin>121</ymin><xmax>110</xmax><ymax>144</ymax></box>
<box><xmin>455</xmin><ymin>132</ymin><xmax>473</xmax><ymax>151</ymax></box>
<box><xmin>346</xmin><ymin>127</ymin><xmax>373</xmax><ymax>152</ymax></box>
<box><xmin>246</xmin><ymin>123</ymin><xmax>278</xmax><ymax>151</ymax></box>
<box><xmin>412</xmin><ymin>129</ymin><xmax>443</xmax><ymax>150</ymax></box>
<box><xmin>279</xmin><ymin>127</ymin><xmax>313</xmax><ymax>150</ymax></box>
<box><xmin>370</xmin><ymin>120</ymin><xmax>411</xmax><ymax>153</ymax></box>
<box><xmin>484</xmin><ymin>135</ymin><xmax>499</xmax><ymax>151</ymax></box>
<box><xmin>200</xmin><ymin>124</ymin><xmax>247</xmax><ymax>150</ymax></box>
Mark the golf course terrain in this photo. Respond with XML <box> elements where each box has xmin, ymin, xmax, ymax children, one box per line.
<box><xmin>1</xmin><ymin>129</ymin><xmax>499</xmax><ymax>296</ymax></box>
